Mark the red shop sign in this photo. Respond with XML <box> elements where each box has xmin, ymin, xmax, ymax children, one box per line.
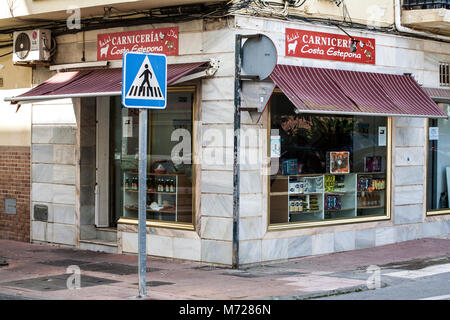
<box><xmin>97</xmin><ymin>27</ymin><xmax>179</xmax><ymax>60</ymax></box>
<box><xmin>285</xmin><ymin>28</ymin><xmax>375</xmax><ymax>65</ymax></box>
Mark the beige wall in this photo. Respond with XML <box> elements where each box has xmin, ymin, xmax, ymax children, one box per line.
<box><xmin>0</xmin><ymin>38</ymin><xmax>32</xmax><ymax>147</ymax></box>
<box><xmin>244</xmin><ymin>0</ymin><xmax>395</xmax><ymax>28</ymax></box>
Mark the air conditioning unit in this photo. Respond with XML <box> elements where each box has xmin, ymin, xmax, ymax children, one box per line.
<box><xmin>13</xmin><ymin>29</ymin><xmax>52</xmax><ymax>63</ymax></box>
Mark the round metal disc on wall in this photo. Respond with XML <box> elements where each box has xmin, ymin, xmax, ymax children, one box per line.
<box><xmin>241</xmin><ymin>34</ymin><xmax>277</xmax><ymax>81</ymax></box>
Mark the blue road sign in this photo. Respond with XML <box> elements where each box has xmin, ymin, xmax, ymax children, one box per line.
<box><xmin>122</xmin><ymin>52</ymin><xmax>167</xmax><ymax>109</ymax></box>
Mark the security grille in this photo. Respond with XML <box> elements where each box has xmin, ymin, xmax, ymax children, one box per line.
<box><xmin>440</xmin><ymin>63</ymin><xmax>450</xmax><ymax>87</ymax></box>
<box><xmin>403</xmin><ymin>0</ymin><xmax>449</xmax><ymax>9</ymax></box>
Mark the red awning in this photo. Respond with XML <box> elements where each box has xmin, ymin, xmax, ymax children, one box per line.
<box><xmin>5</xmin><ymin>62</ymin><xmax>208</xmax><ymax>104</ymax></box>
<box><xmin>270</xmin><ymin>64</ymin><xmax>447</xmax><ymax>118</ymax></box>
<box><xmin>422</xmin><ymin>87</ymin><xmax>450</xmax><ymax>103</ymax></box>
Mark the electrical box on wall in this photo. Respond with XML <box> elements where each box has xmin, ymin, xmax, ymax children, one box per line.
<box><xmin>13</xmin><ymin>29</ymin><xmax>52</xmax><ymax>64</ymax></box>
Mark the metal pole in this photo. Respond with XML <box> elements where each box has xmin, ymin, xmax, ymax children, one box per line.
<box><xmin>232</xmin><ymin>34</ymin><xmax>242</xmax><ymax>269</ymax></box>
<box><xmin>138</xmin><ymin>109</ymin><xmax>148</xmax><ymax>297</ymax></box>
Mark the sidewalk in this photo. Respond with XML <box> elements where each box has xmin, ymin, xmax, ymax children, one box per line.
<box><xmin>0</xmin><ymin>237</ymin><xmax>449</xmax><ymax>300</ymax></box>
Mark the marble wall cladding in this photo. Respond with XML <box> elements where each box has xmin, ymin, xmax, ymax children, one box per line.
<box><xmin>394</xmin><ymin>117</ymin><xmax>426</xmax><ymax>128</ymax></box>
<box><xmin>200</xmin><ymin>216</ymin><xmax>233</xmax><ymax>241</ymax></box>
<box><xmin>395</xmin><ymin>127</ymin><xmax>425</xmax><ymax>147</ymax></box>
<box><xmin>262</xmin><ymin>238</ymin><xmax>289</xmax><ymax>261</ymax></box>
<box><xmin>394</xmin><ymin>166</ymin><xmax>424</xmax><ymax>186</ymax></box>
<box><xmin>122</xmin><ymin>232</ymin><xmax>138</xmax><ymax>254</ymax></box>
<box><xmin>173</xmin><ymin>237</ymin><xmax>201</xmax><ymax>261</ymax></box>
<box><xmin>32</xmin><ymin>125</ymin><xmax>77</xmax><ymax>144</ymax></box>
<box><xmin>201</xmin><ymin>171</ymin><xmax>233</xmax><ymax>194</ymax></box>
<box><xmin>80</xmin><ymin>205</ymin><xmax>95</xmax><ymax>225</ymax></box>
<box><xmin>312</xmin><ymin>233</ymin><xmax>334</xmax><ymax>255</ymax></box>
<box><xmin>240</xmin><ymin>194</ymin><xmax>262</xmax><ymax>218</ymax></box>
<box><xmin>202</xmin><ymin>100</ymin><xmax>234</xmax><ymax>124</ymax></box>
<box><xmin>239</xmin><ymin>240</ymin><xmax>262</xmax><ymax>265</ymax></box>
<box><xmin>31</xmin><ymin>164</ymin><xmax>76</xmax><ymax>185</ymax></box>
<box><xmin>334</xmin><ymin>231</ymin><xmax>356</xmax><ymax>252</ymax></box>
<box><xmin>240</xmin><ymin>171</ymin><xmax>262</xmax><ymax>194</ymax></box>
<box><xmin>394</xmin><ymin>147</ymin><xmax>425</xmax><ymax>166</ymax></box>
<box><xmin>355</xmin><ymin>229</ymin><xmax>376</xmax><ymax>250</ymax></box>
<box><xmin>52</xmin><ymin>223</ymin><xmax>76</xmax><ymax>245</ymax></box>
<box><xmin>31</xmin><ymin>221</ymin><xmax>49</xmax><ymax>242</ymax></box>
<box><xmin>52</xmin><ymin>205</ymin><xmax>77</xmax><ymax>225</ymax></box>
<box><xmin>394</xmin><ymin>185</ymin><xmax>423</xmax><ymax>206</ymax></box>
<box><xmin>202</xmin><ymin>77</ymin><xmax>234</xmax><ymax>101</ymax></box>
<box><xmin>394</xmin><ymin>204</ymin><xmax>424</xmax><ymax>225</ymax></box>
<box><xmin>32</xmin><ymin>145</ymin><xmax>76</xmax><ymax>165</ymax></box>
<box><xmin>239</xmin><ymin>217</ymin><xmax>262</xmax><ymax>241</ymax></box>
<box><xmin>396</xmin><ymin>224</ymin><xmax>423</xmax><ymax>242</ymax></box>
<box><xmin>375</xmin><ymin>227</ymin><xmax>397</xmax><ymax>246</ymax></box>
<box><xmin>201</xmin><ymin>239</ymin><xmax>232</xmax><ymax>265</ymax></box>
<box><xmin>32</xmin><ymin>183</ymin><xmax>76</xmax><ymax>205</ymax></box>
<box><xmin>147</xmin><ymin>234</ymin><xmax>174</xmax><ymax>258</ymax></box>
<box><xmin>288</xmin><ymin>235</ymin><xmax>312</xmax><ymax>258</ymax></box>
<box><xmin>202</xmin><ymin>147</ymin><xmax>233</xmax><ymax>171</ymax></box>
<box><xmin>422</xmin><ymin>221</ymin><xmax>444</xmax><ymax>238</ymax></box>
<box><xmin>32</xmin><ymin>102</ymin><xmax>77</xmax><ymax>124</ymax></box>
<box><xmin>201</xmin><ymin>194</ymin><xmax>233</xmax><ymax>218</ymax></box>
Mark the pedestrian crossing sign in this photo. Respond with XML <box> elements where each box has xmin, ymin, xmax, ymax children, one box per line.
<box><xmin>122</xmin><ymin>52</ymin><xmax>167</xmax><ymax>109</ymax></box>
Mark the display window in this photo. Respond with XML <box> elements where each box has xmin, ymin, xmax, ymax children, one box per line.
<box><xmin>427</xmin><ymin>103</ymin><xmax>450</xmax><ymax>215</ymax></box>
<box><xmin>112</xmin><ymin>87</ymin><xmax>195</xmax><ymax>227</ymax></box>
<box><xmin>268</xmin><ymin>94</ymin><xmax>391</xmax><ymax>227</ymax></box>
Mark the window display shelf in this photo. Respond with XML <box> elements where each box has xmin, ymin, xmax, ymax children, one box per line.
<box><xmin>270</xmin><ymin>172</ymin><xmax>386</xmax><ymax>223</ymax></box>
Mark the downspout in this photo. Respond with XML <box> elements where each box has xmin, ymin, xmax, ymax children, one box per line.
<box><xmin>394</xmin><ymin>0</ymin><xmax>450</xmax><ymax>42</ymax></box>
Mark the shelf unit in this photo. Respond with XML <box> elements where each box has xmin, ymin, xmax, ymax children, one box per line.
<box><xmin>122</xmin><ymin>170</ymin><xmax>193</xmax><ymax>222</ymax></box>
<box><xmin>270</xmin><ymin>172</ymin><xmax>386</xmax><ymax>223</ymax></box>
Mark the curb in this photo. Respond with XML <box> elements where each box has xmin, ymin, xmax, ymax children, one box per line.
<box><xmin>265</xmin><ymin>283</ymin><xmax>382</xmax><ymax>300</ymax></box>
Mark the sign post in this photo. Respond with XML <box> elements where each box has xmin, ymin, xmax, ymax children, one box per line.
<box><xmin>122</xmin><ymin>52</ymin><xmax>167</xmax><ymax>298</ymax></box>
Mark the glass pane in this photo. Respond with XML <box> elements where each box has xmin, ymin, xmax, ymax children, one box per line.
<box><xmin>114</xmin><ymin>91</ymin><xmax>194</xmax><ymax>224</ymax></box>
<box><xmin>427</xmin><ymin>104</ymin><xmax>450</xmax><ymax>211</ymax></box>
<box><xmin>269</xmin><ymin>94</ymin><xmax>388</xmax><ymax>225</ymax></box>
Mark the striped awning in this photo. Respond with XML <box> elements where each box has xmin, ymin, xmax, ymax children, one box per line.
<box><xmin>5</xmin><ymin>62</ymin><xmax>208</xmax><ymax>104</ymax></box>
<box><xmin>270</xmin><ymin>64</ymin><xmax>447</xmax><ymax>118</ymax></box>
<box><xmin>422</xmin><ymin>87</ymin><xmax>450</xmax><ymax>103</ymax></box>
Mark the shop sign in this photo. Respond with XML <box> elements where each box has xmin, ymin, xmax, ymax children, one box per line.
<box><xmin>97</xmin><ymin>27</ymin><xmax>178</xmax><ymax>61</ymax></box>
<box><xmin>285</xmin><ymin>28</ymin><xmax>375</xmax><ymax>65</ymax></box>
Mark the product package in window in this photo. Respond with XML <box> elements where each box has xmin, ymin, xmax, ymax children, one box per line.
<box><xmin>326</xmin><ymin>151</ymin><xmax>350</xmax><ymax>174</ymax></box>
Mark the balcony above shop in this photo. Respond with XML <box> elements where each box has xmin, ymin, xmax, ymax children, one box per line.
<box><xmin>402</xmin><ymin>0</ymin><xmax>450</xmax><ymax>35</ymax></box>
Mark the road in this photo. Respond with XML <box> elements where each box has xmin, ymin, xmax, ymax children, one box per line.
<box><xmin>317</xmin><ymin>263</ymin><xmax>450</xmax><ymax>300</ymax></box>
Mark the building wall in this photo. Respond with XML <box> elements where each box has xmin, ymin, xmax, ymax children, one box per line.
<box><xmin>27</xmin><ymin>14</ymin><xmax>450</xmax><ymax>265</ymax></box>
<box><xmin>30</xmin><ymin>98</ymin><xmax>78</xmax><ymax>247</ymax></box>
<box><xmin>0</xmin><ymin>41</ymin><xmax>33</xmax><ymax>242</ymax></box>
<box><xmin>233</xmin><ymin>15</ymin><xmax>450</xmax><ymax>265</ymax></box>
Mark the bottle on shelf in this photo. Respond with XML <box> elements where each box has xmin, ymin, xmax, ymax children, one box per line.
<box><xmin>170</xmin><ymin>178</ymin><xmax>175</xmax><ymax>193</ymax></box>
<box><xmin>165</xmin><ymin>178</ymin><xmax>170</xmax><ymax>192</ymax></box>
<box><xmin>132</xmin><ymin>176</ymin><xmax>138</xmax><ymax>190</ymax></box>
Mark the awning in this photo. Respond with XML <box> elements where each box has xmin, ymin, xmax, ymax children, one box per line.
<box><xmin>270</xmin><ymin>64</ymin><xmax>447</xmax><ymax>118</ymax></box>
<box><xmin>5</xmin><ymin>61</ymin><xmax>210</xmax><ymax>104</ymax></box>
<box><xmin>422</xmin><ymin>87</ymin><xmax>450</xmax><ymax>104</ymax></box>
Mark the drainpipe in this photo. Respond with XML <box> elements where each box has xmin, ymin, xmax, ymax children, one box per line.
<box><xmin>394</xmin><ymin>0</ymin><xmax>450</xmax><ymax>42</ymax></box>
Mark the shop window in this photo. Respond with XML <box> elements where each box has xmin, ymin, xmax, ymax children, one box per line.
<box><xmin>268</xmin><ymin>94</ymin><xmax>390</xmax><ymax>227</ymax></box>
<box><xmin>427</xmin><ymin>103</ymin><xmax>450</xmax><ymax>215</ymax></box>
<box><xmin>111</xmin><ymin>88</ymin><xmax>195</xmax><ymax>226</ymax></box>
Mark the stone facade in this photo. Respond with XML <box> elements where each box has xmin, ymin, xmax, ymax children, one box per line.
<box><xmin>26</xmin><ymin>15</ymin><xmax>450</xmax><ymax>266</ymax></box>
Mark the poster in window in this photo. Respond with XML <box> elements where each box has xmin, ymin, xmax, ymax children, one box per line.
<box><xmin>327</xmin><ymin>151</ymin><xmax>350</xmax><ymax>174</ymax></box>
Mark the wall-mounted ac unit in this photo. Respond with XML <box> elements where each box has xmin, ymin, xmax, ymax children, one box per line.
<box><xmin>13</xmin><ymin>29</ymin><xmax>52</xmax><ymax>63</ymax></box>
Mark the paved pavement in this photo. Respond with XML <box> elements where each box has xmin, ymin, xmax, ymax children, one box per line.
<box><xmin>0</xmin><ymin>237</ymin><xmax>449</xmax><ymax>300</ymax></box>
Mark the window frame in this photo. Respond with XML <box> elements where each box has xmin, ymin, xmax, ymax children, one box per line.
<box><xmin>266</xmin><ymin>93</ymin><xmax>392</xmax><ymax>231</ymax></box>
<box><xmin>426</xmin><ymin>107</ymin><xmax>450</xmax><ymax>216</ymax></box>
<box><xmin>117</xmin><ymin>85</ymin><xmax>198</xmax><ymax>231</ymax></box>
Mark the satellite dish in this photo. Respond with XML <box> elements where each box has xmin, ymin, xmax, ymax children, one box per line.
<box><xmin>241</xmin><ymin>34</ymin><xmax>277</xmax><ymax>81</ymax></box>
